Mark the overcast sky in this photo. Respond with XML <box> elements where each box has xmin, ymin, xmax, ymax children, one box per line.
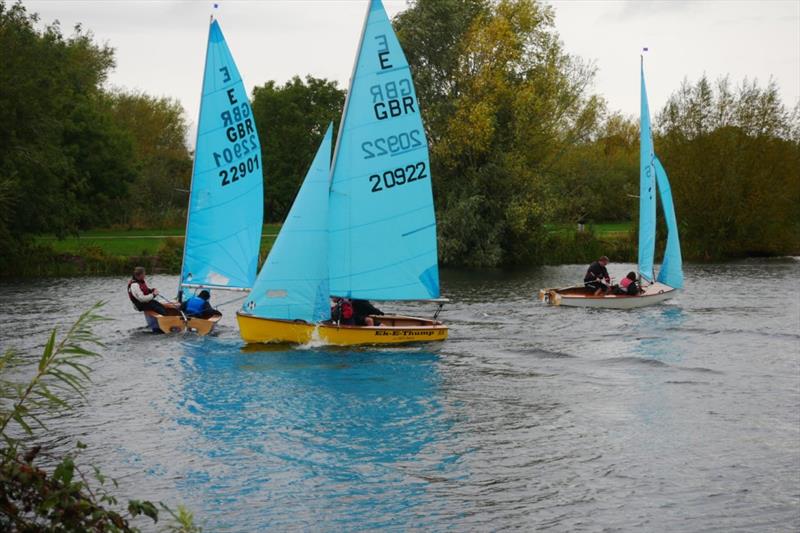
<box><xmin>21</xmin><ymin>0</ymin><xmax>800</xmax><ymax>141</ymax></box>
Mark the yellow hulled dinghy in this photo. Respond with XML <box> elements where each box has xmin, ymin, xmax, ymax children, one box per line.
<box><xmin>237</xmin><ymin>1</ymin><xmax>447</xmax><ymax>346</ymax></box>
<box><xmin>142</xmin><ymin>17</ymin><xmax>263</xmax><ymax>335</ymax></box>
<box><xmin>238</xmin><ymin>315</ymin><xmax>448</xmax><ymax>346</ymax></box>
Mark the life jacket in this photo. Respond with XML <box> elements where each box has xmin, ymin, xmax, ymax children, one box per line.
<box><xmin>185</xmin><ymin>296</ymin><xmax>207</xmax><ymax>316</ymax></box>
<box><xmin>340</xmin><ymin>300</ymin><xmax>353</xmax><ymax>320</ymax></box>
<box><xmin>127</xmin><ymin>277</ymin><xmax>153</xmax><ymax>311</ymax></box>
<box><xmin>620</xmin><ymin>277</ymin><xmax>633</xmax><ymax>289</ymax></box>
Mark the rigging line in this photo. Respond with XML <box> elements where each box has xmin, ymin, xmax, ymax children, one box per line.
<box><xmin>216</xmin><ymin>292</ymin><xmax>248</xmax><ymax>307</ymax></box>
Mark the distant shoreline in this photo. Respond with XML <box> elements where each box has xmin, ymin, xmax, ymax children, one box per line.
<box><xmin>3</xmin><ymin>222</ymin><xmax>796</xmax><ymax>279</ymax></box>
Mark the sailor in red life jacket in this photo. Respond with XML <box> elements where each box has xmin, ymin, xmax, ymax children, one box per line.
<box><xmin>127</xmin><ymin>266</ymin><xmax>168</xmax><ymax>315</ymax></box>
<box><xmin>330</xmin><ymin>297</ymin><xmax>382</xmax><ymax>326</ymax></box>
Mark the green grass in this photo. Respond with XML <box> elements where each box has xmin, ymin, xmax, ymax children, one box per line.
<box><xmin>546</xmin><ymin>221</ymin><xmax>632</xmax><ymax>239</ymax></box>
<box><xmin>36</xmin><ymin>223</ymin><xmax>282</xmax><ymax>257</ymax></box>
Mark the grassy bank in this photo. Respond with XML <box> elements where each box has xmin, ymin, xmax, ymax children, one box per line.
<box><xmin>3</xmin><ymin>222</ymin><xmax>636</xmax><ymax>278</ymax></box>
<box><xmin>35</xmin><ymin>224</ymin><xmax>281</xmax><ymax>257</ymax></box>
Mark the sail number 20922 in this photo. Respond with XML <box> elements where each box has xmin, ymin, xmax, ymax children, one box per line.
<box><xmin>362</xmin><ymin>129</ymin><xmax>423</xmax><ymax>159</ymax></box>
<box><xmin>369</xmin><ymin>162</ymin><xmax>427</xmax><ymax>193</ymax></box>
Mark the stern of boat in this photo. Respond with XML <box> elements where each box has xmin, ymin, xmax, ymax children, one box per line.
<box><xmin>538</xmin><ymin>289</ymin><xmax>562</xmax><ymax>306</ymax></box>
<box><xmin>318</xmin><ymin>315</ymin><xmax>448</xmax><ymax>346</ymax></box>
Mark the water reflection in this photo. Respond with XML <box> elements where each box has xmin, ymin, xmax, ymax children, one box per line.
<box><xmin>634</xmin><ymin>305</ymin><xmax>687</xmax><ymax>364</ymax></box>
<box><xmin>171</xmin><ymin>340</ymin><xmax>449</xmax><ymax>529</ymax></box>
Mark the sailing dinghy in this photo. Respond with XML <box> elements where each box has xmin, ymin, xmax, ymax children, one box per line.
<box><xmin>539</xmin><ymin>55</ymin><xmax>683</xmax><ymax>309</ymax></box>
<box><xmin>146</xmin><ymin>17</ymin><xmax>263</xmax><ymax>335</ymax></box>
<box><xmin>237</xmin><ymin>0</ymin><xmax>447</xmax><ymax>345</ymax></box>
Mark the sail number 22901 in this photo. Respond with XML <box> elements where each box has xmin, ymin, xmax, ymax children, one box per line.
<box><xmin>219</xmin><ymin>155</ymin><xmax>260</xmax><ymax>187</ymax></box>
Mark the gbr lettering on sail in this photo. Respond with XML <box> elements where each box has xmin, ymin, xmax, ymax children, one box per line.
<box><xmin>212</xmin><ymin>65</ymin><xmax>260</xmax><ymax>188</ymax></box>
<box><xmin>362</xmin><ymin>33</ymin><xmax>427</xmax><ymax>193</ymax></box>
<box><xmin>369</xmin><ymin>35</ymin><xmax>416</xmax><ymax>121</ymax></box>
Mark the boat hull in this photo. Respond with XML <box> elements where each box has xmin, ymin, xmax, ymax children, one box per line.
<box><xmin>538</xmin><ymin>282</ymin><xmax>677</xmax><ymax>309</ymax></box>
<box><xmin>144</xmin><ymin>307</ymin><xmax>221</xmax><ymax>336</ymax></box>
<box><xmin>237</xmin><ymin>313</ymin><xmax>448</xmax><ymax>346</ymax></box>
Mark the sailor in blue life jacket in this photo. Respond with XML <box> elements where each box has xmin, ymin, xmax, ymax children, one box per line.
<box><xmin>181</xmin><ymin>290</ymin><xmax>217</xmax><ymax>318</ymax></box>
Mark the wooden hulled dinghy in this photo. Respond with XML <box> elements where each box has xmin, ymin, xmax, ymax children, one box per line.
<box><xmin>145</xmin><ymin>16</ymin><xmax>263</xmax><ymax>336</ymax></box>
<box><xmin>540</xmin><ymin>53</ymin><xmax>683</xmax><ymax>311</ymax></box>
<box><xmin>144</xmin><ymin>303</ymin><xmax>222</xmax><ymax>336</ymax></box>
<box><xmin>237</xmin><ymin>0</ymin><xmax>448</xmax><ymax>346</ymax></box>
<box><xmin>538</xmin><ymin>282</ymin><xmax>676</xmax><ymax>309</ymax></box>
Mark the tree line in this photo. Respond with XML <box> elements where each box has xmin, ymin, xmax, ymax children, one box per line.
<box><xmin>1</xmin><ymin>0</ymin><xmax>798</xmax><ymax>275</ymax></box>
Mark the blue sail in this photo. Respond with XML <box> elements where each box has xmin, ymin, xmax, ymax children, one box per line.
<box><xmin>243</xmin><ymin>125</ymin><xmax>333</xmax><ymax>322</ymax></box>
<box><xmin>638</xmin><ymin>59</ymin><xmax>657</xmax><ymax>282</ymax></box>
<box><xmin>654</xmin><ymin>157</ymin><xmax>683</xmax><ymax>288</ymax></box>
<box><xmin>328</xmin><ymin>0</ymin><xmax>440</xmax><ymax>300</ymax></box>
<box><xmin>180</xmin><ymin>19</ymin><xmax>263</xmax><ymax>292</ymax></box>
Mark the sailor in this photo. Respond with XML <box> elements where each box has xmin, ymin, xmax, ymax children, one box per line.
<box><xmin>584</xmin><ymin>256</ymin><xmax>611</xmax><ymax>296</ymax></box>
<box><xmin>352</xmin><ymin>299</ymin><xmax>384</xmax><ymax>326</ymax></box>
<box><xmin>182</xmin><ymin>290</ymin><xmax>217</xmax><ymax>318</ymax></box>
<box><xmin>331</xmin><ymin>297</ymin><xmax>355</xmax><ymax>325</ymax></box>
<box><xmin>127</xmin><ymin>267</ymin><xmax>168</xmax><ymax>315</ymax></box>
<box><xmin>617</xmin><ymin>271</ymin><xmax>641</xmax><ymax>295</ymax></box>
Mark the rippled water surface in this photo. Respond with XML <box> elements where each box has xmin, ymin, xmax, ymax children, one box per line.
<box><xmin>1</xmin><ymin>260</ymin><xmax>799</xmax><ymax>531</ymax></box>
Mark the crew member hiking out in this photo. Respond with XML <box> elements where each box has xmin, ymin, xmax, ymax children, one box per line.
<box><xmin>584</xmin><ymin>256</ymin><xmax>611</xmax><ymax>296</ymax></box>
<box><xmin>127</xmin><ymin>266</ymin><xmax>168</xmax><ymax>315</ymax></box>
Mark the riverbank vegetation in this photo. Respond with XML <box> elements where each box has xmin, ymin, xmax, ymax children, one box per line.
<box><xmin>1</xmin><ymin>0</ymin><xmax>797</xmax><ymax>278</ymax></box>
<box><xmin>0</xmin><ymin>304</ymin><xmax>200</xmax><ymax>531</ymax></box>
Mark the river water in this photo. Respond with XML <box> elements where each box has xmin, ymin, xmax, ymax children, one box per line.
<box><xmin>1</xmin><ymin>260</ymin><xmax>798</xmax><ymax>531</ymax></box>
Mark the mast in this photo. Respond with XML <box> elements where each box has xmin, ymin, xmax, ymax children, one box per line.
<box><xmin>178</xmin><ymin>14</ymin><xmax>215</xmax><ymax>301</ymax></box>
<box><xmin>329</xmin><ymin>0</ymin><xmax>373</xmax><ymax>183</ymax></box>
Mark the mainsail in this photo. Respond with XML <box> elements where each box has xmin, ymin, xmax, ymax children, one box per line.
<box><xmin>638</xmin><ymin>58</ymin><xmax>657</xmax><ymax>282</ymax></box>
<box><xmin>243</xmin><ymin>124</ymin><xmax>333</xmax><ymax>322</ymax></box>
<box><xmin>180</xmin><ymin>19</ymin><xmax>263</xmax><ymax>293</ymax></box>
<box><xmin>328</xmin><ymin>0</ymin><xmax>440</xmax><ymax>300</ymax></box>
<box><xmin>654</xmin><ymin>157</ymin><xmax>683</xmax><ymax>288</ymax></box>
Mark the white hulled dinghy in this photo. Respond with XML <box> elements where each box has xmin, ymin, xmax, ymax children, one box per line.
<box><xmin>237</xmin><ymin>0</ymin><xmax>447</xmax><ymax>345</ymax></box>
<box><xmin>539</xmin><ymin>55</ymin><xmax>683</xmax><ymax>309</ymax></box>
<box><xmin>144</xmin><ymin>17</ymin><xmax>263</xmax><ymax>335</ymax></box>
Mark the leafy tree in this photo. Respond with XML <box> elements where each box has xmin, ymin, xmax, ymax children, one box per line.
<box><xmin>250</xmin><ymin>76</ymin><xmax>345</xmax><ymax>222</ymax></box>
<box><xmin>0</xmin><ymin>0</ymin><xmax>135</xmax><ymax>237</ymax></box>
<box><xmin>546</xmin><ymin>112</ymin><xmax>638</xmax><ymax>224</ymax></box>
<box><xmin>396</xmin><ymin>0</ymin><xmax>602</xmax><ymax>266</ymax></box>
<box><xmin>656</xmin><ymin>76</ymin><xmax>800</xmax><ymax>258</ymax></box>
<box><xmin>107</xmin><ymin>92</ymin><xmax>192</xmax><ymax>228</ymax></box>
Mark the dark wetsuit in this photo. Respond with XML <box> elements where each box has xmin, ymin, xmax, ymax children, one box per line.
<box><xmin>352</xmin><ymin>300</ymin><xmax>383</xmax><ymax>326</ymax></box>
<box><xmin>584</xmin><ymin>262</ymin><xmax>610</xmax><ymax>293</ymax></box>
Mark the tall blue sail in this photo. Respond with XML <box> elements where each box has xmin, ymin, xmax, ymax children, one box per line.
<box><xmin>328</xmin><ymin>0</ymin><xmax>440</xmax><ymax>300</ymax></box>
<box><xmin>243</xmin><ymin>125</ymin><xmax>332</xmax><ymax>322</ymax></box>
<box><xmin>180</xmin><ymin>19</ymin><xmax>263</xmax><ymax>292</ymax></box>
<box><xmin>654</xmin><ymin>157</ymin><xmax>683</xmax><ymax>288</ymax></box>
<box><xmin>638</xmin><ymin>58</ymin><xmax>657</xmax><ymax>282</ymax></box>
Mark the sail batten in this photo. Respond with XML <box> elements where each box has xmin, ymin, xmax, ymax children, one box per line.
<box><xmin>180</xmin><ymin>20</ymin><xmax>263</xmax><ymax>293</ymax></box>
<box><xmin>328</xmin><ymin>0</ymin><xmax>440</xmax><ymax>301</ymax></box>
